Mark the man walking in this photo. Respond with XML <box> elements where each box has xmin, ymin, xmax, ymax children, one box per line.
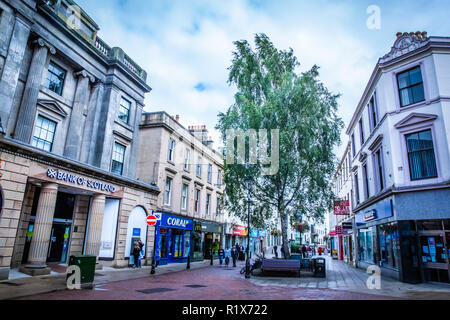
<box><xmin>231</xmin><ymin>245</ymin><xmax>238</xmax><ymax>267</ymax></box>
<box><xmin>218</xmin><ymin>246</ymin><xmax>225</xmax><ymax>266</ymax></box>
<box><xmin>302</xmin><ymin>245</ymin><xmax>307</xmax><ymax>258</ymax></box>
<box><xmin>224</xmin><ymin>247</ymin><xmax>231</xmax><ymax>267</ymax></box>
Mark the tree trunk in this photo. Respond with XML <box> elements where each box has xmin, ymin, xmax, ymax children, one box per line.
<box><xmin>279</xmin><ymin>210</ymin><xmax>291</xmax><ymax>260</ymax></box>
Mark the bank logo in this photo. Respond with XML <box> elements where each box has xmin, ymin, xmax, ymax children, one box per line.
<box><xmin>366</xmin><ymin>265</ymin><xmax>381</xmax><ymax>289</ymax></box>
<box><xmin>225</xmin><ymin>129</ymin><xmax>279</xmax><ymax>176</ymax></box>
<box><xmin>47</xmin><ymin>168</ymin><xmax>57</xmax><ymax>179</ymax></box>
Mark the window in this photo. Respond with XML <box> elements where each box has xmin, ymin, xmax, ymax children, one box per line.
<box><xmin>164</xmin><ymin>177</ymin><xmax>172</xmax><ymax>205</ymax></box>
<box><xmin>368</xmin><ymin>95</ymin><xmax>378</xmax><ymax>132</ymax></box>
<box><xmin>373</xmin><ymin>148</ymin><xmax>385</xmax><ymax>193</ymax></box>
<box><xmin>194</xmin><ymin>189</ymin><xmax>200</xmax><ymax>213</ymax></box>
<box><xmin>184</xmin><ymin>149</ymin><xmax>190</xmax><ymax>171</ymax></box>
<box><xmin>362</xmin><ymin>163</ymin><xmax>369</xmax><ymax>200</ymax></box>
<box><xmin>181</xmin><ymin>184</ymin><xmax>188</xmax><ymax>210</ymax></box>
<box><xmin>359</xmin><ymin>118</ymin><xmax>365</xmax><ymax>146</ymax></box>
<box><xmin>406</xmin><ymin>130</ymin><xmax>437</xmax><ymax>180</ymax></box>
<box><xmin>397</xmin><ymin>67</ymin><xmax>425</xmax><ymax>107</ymax></box>
<box><xmin>206</xmin><ymin>194</ymin><xmax>211</xmax><ymax>215</ymax></box>
<box><xmin>351</xmin><ymin>134</ymin><xmax>356</xmax><ymax>157</ymax></box>
<box><xmin>378</xmin><ymin>223</ymin><xmax>400</xmax><ymax>270</ymax></box>
<box><xmin>196</xmin><ymin>157</ymin><xmax>202</xmax><ymax>178</ymax></box>
<box><xmin>45</xmin><ymin>61</ymin><xmax>66</xmax><ymax>95</ymax></box>
<box><xmin>111</xmin><ymin>142</ymin><xmax>126</xmax><ymax>175</ymax></box>
<box><xmin>119</xmin><ymin>97</ymin><xmax>131</xmax><ymax>124</ymax></box>
<box><xmin>216</xmin><ymin>196</ymin><xmax>222</xmax><ymax>215</ymax></box>
<box><xmin>217</xmin><ymin>169</ymin><xmax>222</xmax><ymax>186</ymax></box>
<box><xmin>207</xmin><ymin>164</ymin><xmax>212</xmax><ymax>183</ymax></box>
<box><xmin>32</xmin><ymin>115</ymin><xmax>57</xmax><ymax>152</ymax></box>
<box><xmin>168</xmin><ymin>139</ymin><xmax>175</xmax><ymax>162</ymax></box>
<box><xmin>354</xmin><ymin>172</ymin><xmax>360</xmax><ymax>205</ymax></box>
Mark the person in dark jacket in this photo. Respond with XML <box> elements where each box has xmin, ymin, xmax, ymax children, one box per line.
<box><xmin>218</xmin><ymin>246</ymin><xmax>225</xmax><ymax>266</ymax></box>
<box><xmin>281</xmin><ymin>245</ymin><xmax>285</xmax><ymax>258</ymax></box>
<box><xmin>301</xmin><ymin>245</ymin><xmax>307</xmax><ymax>258</ymax></box>
<box><xmin>273</xmin><ymin>245</ymin><xmax>278</xmax><ymax>259</ymax></box>
<box><xmin>231</xmin><ymin>245</ymin><xmax>238</xmax><ymax>267</ymax></box>
<box><xmin>132</xmin><ymin>243</ymin><xmax>141</xmax><ymax>269</ymax></box>
<box><xmin>138</xmin><ymin>239</ymin><xmax>144</xmax><ymax>268</ymax></box>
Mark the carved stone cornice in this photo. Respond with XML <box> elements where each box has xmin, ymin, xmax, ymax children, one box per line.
<box><xmin>380</xmin><ymin>32</ymin><xmax>429</xmax><ymax>64</ymax></box>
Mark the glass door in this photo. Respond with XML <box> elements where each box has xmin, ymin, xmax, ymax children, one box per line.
<box><xmin>47</xmin><ymin>223</ymin><xmax>71</xmax><ymax>263</ymax></box>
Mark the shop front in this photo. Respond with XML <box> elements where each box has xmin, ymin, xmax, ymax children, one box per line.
<box><xmin>342</xmin><ymin>221</ymin><xmax>354</xmax><ymax>264</ymax></box>
<box><xmin>155</xmin><ymin>213</ymin><xmax>193</xmax><ymax>265</ymax></box>
<box><xmin>232</xmin><ymin>224</ymin><xmax>248</xmax><ymax>249</ymax></box>
<box><xmin>192</xmin><ymin>220</ymin><xmax>223</xmax><ymax>260</ymax></box>
<box><xmin>249</xmin><ymin>229</ymin><xmax>266</xmax><ymax>256</ymax></box>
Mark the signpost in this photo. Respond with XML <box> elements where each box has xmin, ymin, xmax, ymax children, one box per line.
<box><xmin>150</xmin><ymin>211</ymin><xmax>162</xmax><ymax>274</ymax></box>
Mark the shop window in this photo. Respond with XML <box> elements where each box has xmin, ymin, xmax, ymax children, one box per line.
<box><xmin>183</xmin><ymin>231</ymin><xmax>191</xmax><ymax>258</ymax></box>
<box><xmin>406</xmin><ymin>130</ymin><xmax>438</xmax><ymax>180</ymax></box>
<box><xmin>158</xmin><ymin>227</ymin><xmax>169</xmax><ymax>259</ymax></box>
<box><xmin>118</xmin><ymin>97</ymin><xmax>131</xmax><ymax>124</ymax></box>
<box><xmin>45</xmin><ymin>61</ymin><xmax>66</xmax><ymax>96</ymax></box>
<box><xmin>397</xmin><ymin>66</ymin><xmax>425</xmax><ymax>107</ymax></box>
<box><xmin>378</xmin><ymin>223</ymin><xmax>400</xmax><ymax>270</ymax></box>
<box><xmin>32</xmin><ymin>115</ymin><xmax>57</xmax><ymax>152</ymax></box>
<box><xmin>358</xmin><ymin>228</ymin><xmax>374</xmax><ymax>263</ymax></box>
<box><xmin>420</xmin><ymin>235</ymin><xmax>447</xmax><ymax>264</ymax></box>
<box><xmin>111</xmin><ymin>142</ymin><xmax>126</xmax><ymax>175</ymax></box>
<box><xmin>444</xmin><ymin>220</ymin><xmax>450</xmax><ymax>231</ymax></box>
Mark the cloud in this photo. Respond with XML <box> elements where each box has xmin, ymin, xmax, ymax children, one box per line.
<box><xmin>76</xmin><ymin>0</ymin><xmax>449</xmax><ymax>158</ymax></box>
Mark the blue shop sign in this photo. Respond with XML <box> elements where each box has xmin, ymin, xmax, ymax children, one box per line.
<box><xmin>158</xmin><ymin>213</ymin><xmax>193</xmax><ymax>230</ymax></box>
<box><xmin>356</xmin><ymin>198</ymin><xmax>394</xmax><ymax>227</ymax></box>
<box><xmin>250</xmin><ymin>229</ymin><xmax>259</xmax><ymax>237</ymax></box>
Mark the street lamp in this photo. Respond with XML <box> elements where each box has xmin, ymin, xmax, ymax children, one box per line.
<box><xmin>244</xmin><ymin>175</ymin><xmax>254</xmax><ymax>279</ymax></box>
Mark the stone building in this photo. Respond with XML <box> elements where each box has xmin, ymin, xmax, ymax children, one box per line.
<box><xmin>0</xmin><ymin>0</ymin><xmax>159</xmax><ymax>280</ymax></box>
<box><xmin>337</xmin><ymin>32</ymin><xmax>450</xmax><ymax>284</ymax></box>
<box><xmin>137</xmin><ymin>112</ymin><xmax>225</xmax><ymax>264</ymax></box>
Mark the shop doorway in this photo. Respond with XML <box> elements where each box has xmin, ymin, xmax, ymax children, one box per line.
<box><xmin>204</xmin><ymin>233</ymin><xmax>213</xmax><ymax>259</ymax></box>
<box><xmin>419</xmin><ymin>232</ymin><xmax>450</xmax><ymax>283</ymax></box>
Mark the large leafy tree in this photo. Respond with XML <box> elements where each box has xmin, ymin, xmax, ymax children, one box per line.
<box><xmin>217</xmin><ymin>34</ymin><xmax>343</xmax><ymax>258</ymax></box>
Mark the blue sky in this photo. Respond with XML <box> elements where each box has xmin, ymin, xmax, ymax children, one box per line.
<box><xmin>76</xmin><ymin>0</ymin><xmax>450</xmax><ymax>155</ymax></box>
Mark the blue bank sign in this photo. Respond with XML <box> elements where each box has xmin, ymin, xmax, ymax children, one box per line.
<box><xmin>158</xmin><ymin>213</ymin><xmax>193</xmax><ymax>230</ymax></box>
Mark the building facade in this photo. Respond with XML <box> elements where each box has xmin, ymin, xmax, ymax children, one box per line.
<box><xmin>137</xmin><ymin>112</ymin><xmax>225</xmax><ymax>264</ymax></box>
<box><xmin>337</xmin><ymin>32</ymin><xmax>450</xmax><ymax>284</ymax></box>
<box><xmin>0</xmin><ymin>0</ymin><xmax>159</xmax><ymax>280</ymax></box>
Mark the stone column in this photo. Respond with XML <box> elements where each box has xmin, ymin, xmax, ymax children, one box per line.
<box><xmin>20</xmin><ymin>183</ymin><xmax>58</xmax><ymax>275</ymax></box>
<box><xmin>0</xmin><ymin>14</ymin><xmax>31</xmax><ymax>134</ymax></box>
<box><xmin>15</xmin><ymin>38</ymin><xmax>56</xmax><ymax>143</ymax></box>
<box><xmin>85</xmin><ymin>194</ymin><xmax>106</xmax><ymax>264</ymax></box>
<box><xmin>64</xmin><ymin>70</ymin><xmax>95</xmax><ymax>159</ymax></box>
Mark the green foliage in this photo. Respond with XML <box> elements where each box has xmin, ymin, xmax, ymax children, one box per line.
<box><xmin>217</xmin><ymin>34</ymin><xmax>344</xmax><ymax>253</ymax></box>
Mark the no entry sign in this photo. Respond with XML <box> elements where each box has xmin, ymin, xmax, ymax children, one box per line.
<box><xmin>146</xmin><ymin>215</ymin><xmax>157</xmax><ymax>226</ymax></box>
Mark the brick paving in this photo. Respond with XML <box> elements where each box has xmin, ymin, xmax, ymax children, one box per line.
<box><xmin>7</xmin><ymin>256</ymin><xmax>450</xmax><ymax>300</ymax></box>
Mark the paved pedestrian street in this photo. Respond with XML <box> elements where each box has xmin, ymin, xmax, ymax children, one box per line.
<box><xmin>15</xmin><ymin>257</ymin><xmax>450</xmax><ymax>300</ymax></box>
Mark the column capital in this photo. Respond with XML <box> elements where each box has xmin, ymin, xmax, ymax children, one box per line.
<box><xmin>40</xmin><ymin>182</ymin><xmax>59</xmax><ymax>191</ymax></box>
<box><xmin>32</xmin><ymin>38</ymin><xmax>56</xmax><ymax>55</ymax></box>
<box><xmin>74</xmin><ymin>70</ymin><xmax>96</xmax><ymax>83</ymax></box>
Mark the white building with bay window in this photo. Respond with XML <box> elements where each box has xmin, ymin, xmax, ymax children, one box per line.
<box><xmin>343</xmin><ymin>32</ymin><xmax>450</xmax><ymax>284</ymax></box>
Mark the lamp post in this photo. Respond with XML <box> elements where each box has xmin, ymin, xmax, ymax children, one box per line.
<box><xmin>244</xmin><ymin>175</ymin><xmax>254</xmax><ymax>279</ymax></box>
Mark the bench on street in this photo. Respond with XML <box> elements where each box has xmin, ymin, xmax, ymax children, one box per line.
<box><xmin>262</xmin><ymin>259</ymin><xmax>300</xmax><ymax>277</ymax></box>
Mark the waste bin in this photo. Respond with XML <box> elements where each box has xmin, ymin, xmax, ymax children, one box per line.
<box><xmin>312</xmin><ymin>257</ymin><xmax>326</xmax><ymax>278</ymax></box>
<box><xmin>68</xmin><ymin>255</ymin><xmax>96</xmax><ymax>284</ymax></box>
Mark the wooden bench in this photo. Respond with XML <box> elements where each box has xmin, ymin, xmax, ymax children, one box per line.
<box><xmin>262</xmin><ymin>259</ymin><xmax>300</xmax><ymax>277</ymax></box>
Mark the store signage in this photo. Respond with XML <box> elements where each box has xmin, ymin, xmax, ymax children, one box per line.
<box><xmin>329</xmin><ymin>231</ymin><xmax>337</xmax><ymax>236</ymax></box>
<box><xmin>335</xmin><ymin>226</ymin><xmax>343</xmax><ymax>235</ymax></box>
<box><xmin>233</xmin><ymin>225</ymin><xmax>248</xmax><ymax>236</ymax></box>
<box><xmin>364</xmin><ymin>209</ymin><xmax>377</xmax><ymax>221</ymax></box>
<box><xmin>334</xmin><ymin>200</ymin><xmax>350</xmax><ymax>215</ymax></box>
<box><xmin>194</xmin><ymin>221</ymin><xmax>222</xmax><ymax>233</ymax></box>
<box><xmin>46</xmin><ymin>168</ymin><xmax>116</xmax><ymax>193</ymax></box>
<box><xmin>159</xmin><ymin>213</ymin><xmax>193</xmax><ymax>230</ymax></box>
<box><xmin>342</xmin><ymin>222</ymin><xmax>353</xmax><ymax>230</ymax></box>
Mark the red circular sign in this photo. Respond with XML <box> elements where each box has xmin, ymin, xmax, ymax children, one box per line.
<box><xmin>146</xmin><ymin>215</ymin><xmax>157</xmax><ymax>226</ymax></box>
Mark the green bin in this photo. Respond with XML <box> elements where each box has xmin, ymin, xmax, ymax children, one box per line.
<box><xmin>68</xmin><ymin>255</ymin><xmax>96</xmax><ymax>284</ymax></box>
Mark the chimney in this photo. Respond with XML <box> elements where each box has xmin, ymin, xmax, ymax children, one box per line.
<box><xmin>176</xmin><ymin>115</ymin><xmax>180</xmax><ymax>122</ymax></box>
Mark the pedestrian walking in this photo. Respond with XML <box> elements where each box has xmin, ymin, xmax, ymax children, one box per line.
<box><xmin>132</xmin><ymin>242</ymin><xmax>141</xmax><ymax>269</ymax></box>
<box><xmin>231</xmin><ymin>245</ymin><xmax>238</xmax><ymax>267</ymax></box>
<box><xmin>301</xmin><ymin>245</ymin><xmax>307</xmax><ymax>258</ymax></box>
<box><xmin>218</xmin><ymin>246</ymin><xmax>225</xmax><ymax>266</ymax></box>
<box><xmin>273</xmin><ymin>245</ymin><xmax>278</xmax><ymax>259</ymax></box>
<box><xmin>318</xmin><ymin>246</ymin><xmax>322</xmax><ymax>256</ymax></box>
<box><xmin>224</xmin><ymin>247</ymin><xmax>231</xmax><ymax>267</ymax></box>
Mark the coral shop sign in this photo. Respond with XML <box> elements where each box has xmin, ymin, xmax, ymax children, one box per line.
<box><xmin>46</xmin><ymin>168</ymin><xmax>116</xmax><ymax>193</ymax></box>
